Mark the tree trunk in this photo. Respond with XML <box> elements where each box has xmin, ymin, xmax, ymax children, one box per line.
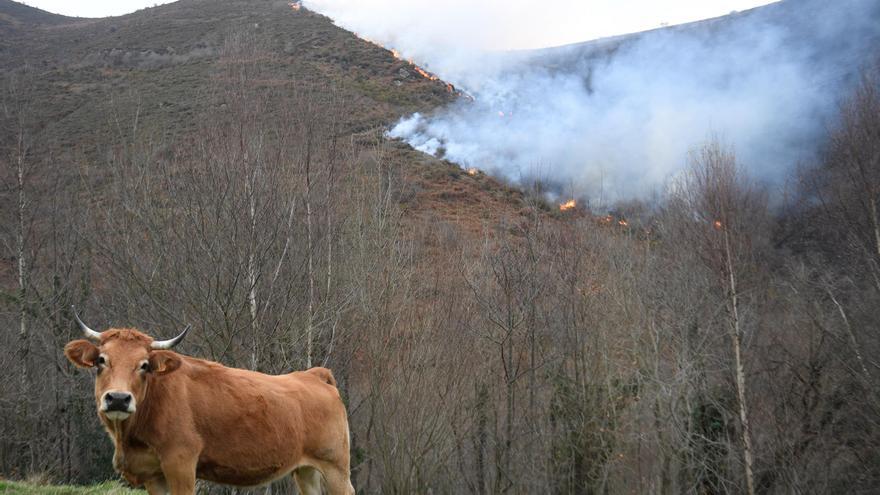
<box><xmin>304</xmin><ymin>138</ymin><xmax>315</xmax><ymax>368</ymax></box>
<box><xmin>723</xmin><ymin>229</ymin><xmax>756</xmax><ymax>495</ymax></box>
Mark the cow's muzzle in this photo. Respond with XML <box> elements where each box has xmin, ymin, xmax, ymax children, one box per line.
<box><xmin>101</xmin><ymin>391</ymin><xmax>135</xmax><ymax>420</ymax></box>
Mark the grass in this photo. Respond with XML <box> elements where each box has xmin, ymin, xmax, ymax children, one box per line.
<box><xmin>0</xmin><ymin>480</ymin><xmax>144</xmax><ymax>495</ymax></box>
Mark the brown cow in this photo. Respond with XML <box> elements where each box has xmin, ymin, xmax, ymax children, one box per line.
<box><xmin>64</xmin><ymin>310</ymin><xmax>354</xmax><ymax>495</ymax></box>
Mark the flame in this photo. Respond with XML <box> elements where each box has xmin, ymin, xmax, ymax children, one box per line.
<box><xmin>599</xmin><ymin>215</ymin><xmax>613</xmax><ymax>225</ymax></box>
<box><xmin>714</xmin><ymin>220</ymin><xmax>723</xmax><ymax>230</ymax></box>
<box><xmin>289</xmin><ymin>1</ymin><xmax>302</xmax><ymax>10</ymax></box>
<box><xmin>466</xmin><ymin>167</ymin><xmax>479</xmax><ymax>176</ymax></box>
<box><xmin>559</xmin><ymin>199</ymin><xmax>577</xmax><ymax>212</ymax></box>
<box><xmin>413</xmin><ymin>66</ymin><xmax>439</xmax><ymax>81</ymax></box>
<box><xmin>349</xmin><ymin>32</ymin><xmax>448</xmax><ymax>87</ymax></box>
<box><xmin>618</xmin><ymin>219</ymin><xmax>628</xmax><ymax>227</ymax></box>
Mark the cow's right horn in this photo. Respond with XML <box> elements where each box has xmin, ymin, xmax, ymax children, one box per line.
<box><xmin>71</xmin><ymin>306</ymin><xmax>102</xmax><ymax>341</ymax></box>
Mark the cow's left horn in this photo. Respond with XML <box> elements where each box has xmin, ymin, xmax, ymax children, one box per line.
<box><xmin>151</xmin><ymin>325</ymin><xmax>191</xmax><ymax>350</ymax></box>
<box><xmin>71</xmin><ymin>306</ymin><xmax>102</xmax><ymax>341</ymax></box>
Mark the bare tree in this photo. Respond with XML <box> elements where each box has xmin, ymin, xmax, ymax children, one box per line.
<box><xmin>666</xmin><ymin>141</ymin><xmax>770</xmax><ymax>495</ymax></box>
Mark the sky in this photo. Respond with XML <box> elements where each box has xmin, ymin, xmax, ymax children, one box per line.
<box><xmin>23</xmin><ymin>0</ymin><xmax>778</xmax><ymax>45</ymax></box>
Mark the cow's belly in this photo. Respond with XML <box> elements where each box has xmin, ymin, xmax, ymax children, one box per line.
<box><xmin>194</xmin><ymin>404</ymin><xmax>305</xmax><ymax>486</ymax></box>
<box><xmin>196</xmin><ymin>457</ymin><xmax>293</xmax><ymax>487</ymax></box>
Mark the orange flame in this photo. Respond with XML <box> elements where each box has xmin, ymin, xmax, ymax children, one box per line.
<box><xmin>349</xmin><ymin>32</ymin><xmax>447</xmax><ymax>87</ymax></box>
<box><xmin>618</xmin><ymin>219</ymin><xmax>628</xmax><ymax>227</ymax></box>
<box><xmin>466</xmin><ymin>167</ymin><xmax>479</xmax><ymax>176</ymax></box>
<box><xmin>413</xmin><ymin>66</ymin><xmax>439</xmax><ymax>81</ymax></box>
<box><xmin>559</xmin><ymin>199</ymin><xmax>577</xmax><ymax>212</ymax></box>
<box><xmin>289</xmin><ymin>1</ymin><xmax>302</xmax><ymax>10</ymax></box>
<box><xmin>714</xmin><ymin>220</ymin><xmax>723</xmax><ymax>230</ymax></box>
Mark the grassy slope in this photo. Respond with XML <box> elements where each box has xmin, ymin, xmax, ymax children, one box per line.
<box><xmin>0</xmin><ymin>480</ymin><xmax>144</xmax><ymax>494</ymax></box>
<box><xmin>0</xmin><ymin>0</ymin><xmax>533</xmax><ymax>233</ymax></box>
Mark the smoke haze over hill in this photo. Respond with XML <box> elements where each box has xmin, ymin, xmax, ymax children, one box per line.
<box><xmin>316</xmin><ymin>0</ymin><xmax>878</xmax><ymax>202</ymax></box>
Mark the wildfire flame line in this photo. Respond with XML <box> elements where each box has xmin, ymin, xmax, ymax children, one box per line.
<box><xmin>352</xmin><ymin>32</ymin><xmax>453</xmax><ymax>92</ymax></box>
<box><xmin>559</xmin><ymin>199</ymin><xmax>577</xmax><ymax>212</ymax></box>
<box><xmin>289</xmin><ymin>1</ymin><xmax>302</xmax><ymax>11</ymax></box>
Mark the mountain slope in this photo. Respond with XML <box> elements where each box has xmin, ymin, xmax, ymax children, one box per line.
<box><xmin>387</xmin><ymin>0</ymin><xmax>880</xmax><ymax>201</ymax></box>
<box><xmin>1</xmin><ymin>0</ymin><xmax>454</xmax><ymax>144</ymax></box>
<box><xmin>0</xmin><ymin>0</ymin><xmax>536</xmax><ymax>231</ymax></box>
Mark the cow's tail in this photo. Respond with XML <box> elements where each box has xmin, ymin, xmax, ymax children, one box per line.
<box><xmin>306</xmin><ymin>366</ymin><xmax>337</xmax><ymax>387</ymax></box>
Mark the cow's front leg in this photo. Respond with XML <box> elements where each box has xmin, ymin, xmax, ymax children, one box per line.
<box><xmin>160</xmin><ymin>452</ymin><xmax>198</xmax><ymax>495</ymax></box>
<box><xmin>143</xmin><ymin>477</ymin><xmax>169</xmax><ymax>495</ymax></box>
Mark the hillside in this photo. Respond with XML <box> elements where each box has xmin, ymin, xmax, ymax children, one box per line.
<box><xmin>0</xmin><ymin>0</ymin><xmax>537</xmax><ymax>233</ymax></box>
<box><xmin>531</xmin><ymin>0</ymin><xmax>880</xmax><ymax>82</ymax></box>
<box><xmin>0</xmin><ymin>0</ymin><xmax>451</xmax><ymax>140</ymax></box>
<box><xmin>0</xmin><ymin>0</ymin><xmax>72</xmax><ymax>27</ymax></box>
<box><xmin>385</xmin><ymin>0</ymin><xmax>880</xmax><ymax>202</ymax></box>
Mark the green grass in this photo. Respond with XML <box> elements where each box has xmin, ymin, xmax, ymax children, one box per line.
<box><xmin>0</xmin><ymin>480</ymin><xmax>144</xmax><ymax>495</ymax></box>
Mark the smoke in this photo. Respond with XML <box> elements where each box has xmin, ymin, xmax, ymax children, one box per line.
<box><xmin>307</xmin><ymin>0</ymin><xmax>880</xmax><ymax>202</ymax></box>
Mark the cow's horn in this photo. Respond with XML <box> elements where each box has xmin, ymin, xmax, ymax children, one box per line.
<box><xmin>151</xmin><ymin>325</ymin><xmax>191</xmax><ymax>350</ymax></box>
<box><xmin>71</xmin><ymin>306</ymin><xmax>102</xmax><ymax>341</ymax></box>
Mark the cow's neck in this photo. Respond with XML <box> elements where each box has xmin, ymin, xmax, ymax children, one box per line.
<box><xmin>104</xmin><ymin>381</ymin><xmax>158</xmax><ymax>472</ymax></box>
<box><xmin>105</xmin><ymin>417</ymin><xmax>131</xmax><ymax>472</ymax></box>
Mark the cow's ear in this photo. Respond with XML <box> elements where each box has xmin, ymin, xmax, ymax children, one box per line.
<box><xmin>65</xmin><ymin>340</ymin><xmax>100</xmax><ymax>368</ymax></box>
<box><xmin>149</xmin><ymin>351</ymin><xmax>182</xmax><ymax>375</ymax></box>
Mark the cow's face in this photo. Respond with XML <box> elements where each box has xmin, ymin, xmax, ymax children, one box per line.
<box><xmin>65</xmin><ymin>328</ymin><xmax>183</xmax><ymax>422</ymax></box>
<box><xmin>64</xmin><ymin>313</ymin><xmax>190</xmax><ymax>422</ymax></box>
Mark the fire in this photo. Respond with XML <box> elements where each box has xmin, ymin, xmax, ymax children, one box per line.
<box><xmin>413</xmin><ymin>66</ymin><xmax>439</xmax><ymax>81</ymax></box>
<box><xmin>467</xmin><ymin>167</ymin><xmax>479</xmax><ymax>176</ymax></box>
<box><xmin>348</xmin><ymin>31</ymin><xmax>449</xmax><ymax>88</ymax></box>
<box><xmin>618</xmin><ymin>219</ymin><xmax>628</xmax><ymax>227</ymax></box>
<box><xmin>559</xmin><ymin>199</ymin><xmax>577</xmax><ymax>212</ymax></box>
<box><xmin>289</xmin><ymin>1</ymin><xmax>302</xmax><ymax>10</ymax></box>
<box><xmin>714</xmin><ymin>220</ymin><xmax>723</xmax><ymax>230</ymax></box>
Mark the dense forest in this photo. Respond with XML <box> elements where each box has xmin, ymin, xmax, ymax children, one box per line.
<box><xmin>2</xmin><ymin>2</ymin><xmax>880</xmax><ymax>494</ymax></box>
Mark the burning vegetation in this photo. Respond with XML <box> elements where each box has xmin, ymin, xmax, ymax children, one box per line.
<box><xmin>352</xmin><ymin>32</ymin><xmax>453</xmax><ymax>92</ymax></box>
<box><xmin>559</xmin><ymin>199</ymin><xmax>577</xmax><ymax>212</ymax></box>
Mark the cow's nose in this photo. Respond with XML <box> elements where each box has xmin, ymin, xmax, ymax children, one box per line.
<box><xmin>105</xmin><ymin>392</ymin><xmax>132</xmax><ymax>412</ymax></box>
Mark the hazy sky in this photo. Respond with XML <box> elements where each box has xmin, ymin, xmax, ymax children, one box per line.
<box><xmin>303</xmin><ymin>0</ymin><xmax>780</xmax><ymax>50</ymax></box>
<box><xmin>25</xmin><ymin>0</ymin><xmax>778</xmax><ymax>46</ymax></box>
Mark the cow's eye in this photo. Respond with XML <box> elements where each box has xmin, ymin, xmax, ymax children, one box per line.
<box><xmin>140</xmin><ymin>362</ymin><xmax>150</xmax><ymax>372</ymax></box>
<box><xmin>96</xmin><ymin>356</ymin><xmax>106</xmax><ymax>367</ymax></box>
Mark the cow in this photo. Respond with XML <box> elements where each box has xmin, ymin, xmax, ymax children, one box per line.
<box><xmin>63</xmin><ymin>309</ymin><xmax>354</xmax><ymax>495</ymax></box>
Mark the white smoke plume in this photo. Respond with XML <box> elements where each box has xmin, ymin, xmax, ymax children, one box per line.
<box><xmin>306</xmin><ymin>0</ymin><xmax>880</xmax><ymax>203</ymax></box>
